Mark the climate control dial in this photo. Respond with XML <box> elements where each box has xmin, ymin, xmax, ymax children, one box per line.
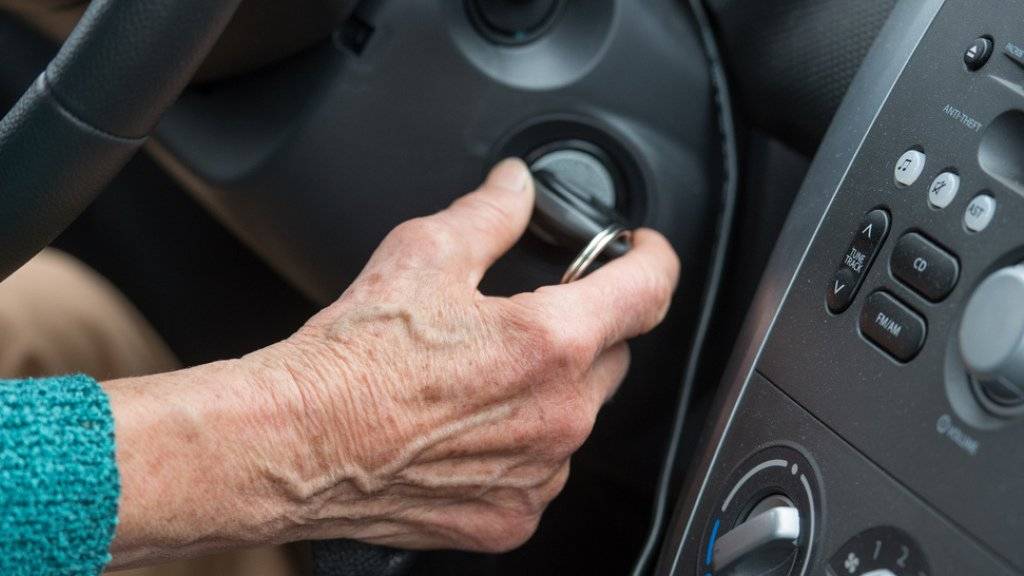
<box><xmin>712</xmin><ymin>494</ymin><xmax>800</xmax><ymax>574</ymax></box>
<box><xmin>697</xmin><ymin>447</ymin><xmax>818</xmax><ymax>576</ymax></box>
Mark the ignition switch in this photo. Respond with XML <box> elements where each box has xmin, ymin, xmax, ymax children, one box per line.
<box><xmin>527</xmin><ymin>147</ymin><xmax>632</xmax><ymax>282</ymax></box>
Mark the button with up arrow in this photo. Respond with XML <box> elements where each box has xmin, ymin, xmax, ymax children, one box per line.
<box><xmin>850</xmin><ymin>209</ymin><xmax>890</xmax><ymax>258</ymax></box>
<box><xmin>827</xmin><ymin>209</ymin><xmax>891</xmax><ymax>314</ymax></box>
<box><xmin>964</xmin><ymin>36</ymin><xmax>993</xmax><ymax>71</ymax></box>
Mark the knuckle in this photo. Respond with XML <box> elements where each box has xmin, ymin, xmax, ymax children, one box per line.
<box><xmin>507</xmin><ymin>513</ymin><xmax>542</xmax><ymax>549</ymax></box>
<box><xmin>389</xmin><ymin>217</ymin><xmax>425</xmax><ymax>242</ymax></box>
<box><xmin>484</xmin><ymin>513</ymin><xmax>541</xmax><ymax>553</ymax></box>
<box><xmin>504</xmin><ymin>302</ymin><xmax>594</xmax><ymax>378</ymax></box>
<box><xmin>532</xmin><ymin>317</ymin><xmax>595</xmax><ymax>375</ymax></box>
<box><xmin>391</xmin><ymin>217</ymin><xmax>449</xmax><ymax>246</ymax></box>
<box><xmin>387</xmin><ymin>217</ymin><xmax>461</xmax><ymax>266</ymax></box>
<box><xmin>536</xmin><ymin>465</ymin><xmax>571</xmax><ymax>506</ymax></box>
<box><xmin>475</xmin><ymin>464</ymin><xmax>570</xmax><ymax>552</ymax></box>
<box><xmin>544</xmin><ymin>401</ymin><xmax>595</xmax><ymax>453</ymax></box>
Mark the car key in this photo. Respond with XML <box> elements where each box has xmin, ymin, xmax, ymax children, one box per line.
<box><xmin>529</xmin><ymin>168</ymin><xmax>633</xmax><ymax>282</ymax></box>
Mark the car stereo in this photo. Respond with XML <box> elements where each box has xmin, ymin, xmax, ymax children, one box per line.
<box><xmin>656</xmin><ymin>0</ymin><xmax>1024</xmax><ymax>574</ymax></box>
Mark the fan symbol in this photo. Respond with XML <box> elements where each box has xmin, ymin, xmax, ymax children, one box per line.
<box><xmin>844</xmin><ymin>552</ymin><xmax>861</xmax><ymax>573</ymax></box>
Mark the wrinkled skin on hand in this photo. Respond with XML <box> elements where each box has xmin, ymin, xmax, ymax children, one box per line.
<box><xmin>248</xmin><ymin>159</ymin><xmax>680</xmax><ymax>552</ymax></box>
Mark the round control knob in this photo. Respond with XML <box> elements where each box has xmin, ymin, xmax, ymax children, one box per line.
<box><xmin>959</xmin><ymin>265</ymin><xmax>1024</xmax><ymax>409</ymax></box>
<box><xmin>467</xmin><ymin>0</ymin><xmax>564</xmax><ymax>45</ymax></box>
<box><xmin>713</xmin><ymin>495</ymin><xmax>800</xmax><ymax>576</ymax></box>
<box><xmin>698</xmin><ymin>447</ymin><xmax>816</xmax><ymax>576</ymax></box>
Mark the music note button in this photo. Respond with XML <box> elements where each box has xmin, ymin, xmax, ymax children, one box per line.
<box><xmin>894</xmin><ymin>149</ymin><xmax>926</xmax><ymax>187</ymax></box>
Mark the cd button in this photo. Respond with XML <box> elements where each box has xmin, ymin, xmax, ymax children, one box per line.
<box><xmin>890</xmin><ymin>233</ymin><xmax>960</xmax><ymax>302</ymax></box>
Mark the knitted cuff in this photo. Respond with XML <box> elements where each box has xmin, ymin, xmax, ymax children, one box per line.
<box><xmin>0</xmin><ymin>374</ymin><xmax>119</xmax><ymax>576</ymax></box>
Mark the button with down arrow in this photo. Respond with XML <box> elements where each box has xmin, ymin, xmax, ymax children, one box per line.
<box><xmin>826</xmin><ymin>209</ymin><xmax>890</xmax><ymax>313</ymax></box>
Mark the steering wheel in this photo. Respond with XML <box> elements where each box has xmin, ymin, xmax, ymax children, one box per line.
<box><xmin>0</xmin><ymin>1</ymin><xmax>412</xmax><ymax>574</ymax></box>
<box><xmin>0</xmin><ymin>0</ymin><xmax>236</xmax><ymax>278</ymax></box>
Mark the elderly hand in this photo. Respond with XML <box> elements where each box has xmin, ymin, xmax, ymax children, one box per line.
<box><xmin>104</xmin><ymin>159</ymin><xmax>679</xmax><ymax>568</ymax></box>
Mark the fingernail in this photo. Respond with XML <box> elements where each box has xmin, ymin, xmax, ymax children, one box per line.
<box><xmin>487</xmin><ymin>158</ymin><xmax>531</xmax><ymax>192</ymax></box>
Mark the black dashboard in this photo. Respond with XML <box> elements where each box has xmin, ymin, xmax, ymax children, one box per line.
<box><xmin>656</xmin><ymin>1</ymin><xmax>1024</xmax><ymax>574</ymax></box>
<box><xmin>0</xmin><ymin>0</ymin><xmax>1020</xmax><ymax>574</ymax></box>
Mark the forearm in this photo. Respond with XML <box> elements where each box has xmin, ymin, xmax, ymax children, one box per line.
<box><xmin>103</xmin><ymin>357</ymin><xmax>307</xmax><ymax>569</ymax></box>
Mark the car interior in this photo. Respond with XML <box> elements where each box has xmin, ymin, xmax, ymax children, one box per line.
<box><xmin>0</xmin><ymin>0</ymin><xmax>1019</xmax><ymax>575</ymax></box>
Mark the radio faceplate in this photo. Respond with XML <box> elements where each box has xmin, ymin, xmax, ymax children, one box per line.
<box><xmin>657</xmin><ymin>0</ymin><xmax>1024</xmax><ymax>574</ymax></box>
<box><xmin>758</xmin><ymin>0</ymin><xmax>1024</xmax><ymax>567</ymax></box>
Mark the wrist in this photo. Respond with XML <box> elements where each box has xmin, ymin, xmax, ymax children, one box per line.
<box><xmin>242</xmin><ymin>334</ymin><xmax>404</xmax><ymax>543</ymax></box>
<box><xmin>240</xmin><ymin>337</ymin><xmax>365</xmax><ymax>538</ymax></box>
<box><xmin>104</xmin><ymin>357</ymin><xmax>302</xmax><ymax>568</ymax></box>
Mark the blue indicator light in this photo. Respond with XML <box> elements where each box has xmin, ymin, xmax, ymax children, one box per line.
<box><xmin>705</xmin><ymin>518</ymin><xmax>720</xmax><ymax>567</ymax></box>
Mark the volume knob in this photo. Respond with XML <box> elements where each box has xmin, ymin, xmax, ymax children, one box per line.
<box><xmin>959</xmin><ymin>265</ymin><xmax>1024</xmax><ymax>409</ymax></box>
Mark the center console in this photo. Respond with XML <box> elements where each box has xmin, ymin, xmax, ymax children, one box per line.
<box><xmin>655</xmin><ymin>1</ymin><xmax>1024</xmax><ymax>574</ymax></box>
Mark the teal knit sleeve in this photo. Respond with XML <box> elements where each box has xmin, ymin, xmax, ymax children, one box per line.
<box><xmin>0</xmin><ymin>374</ymin><xmax>120</xmax><ymax>576</ymax></box>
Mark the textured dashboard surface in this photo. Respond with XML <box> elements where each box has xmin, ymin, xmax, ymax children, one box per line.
<box><xmin>708</xmin><ymin>0</ymin><xmax>898</xmax><ymax>153</ymax></box>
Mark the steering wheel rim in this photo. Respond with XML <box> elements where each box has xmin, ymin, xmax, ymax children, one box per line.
<box><xmin>0</xmin><ymin>1</ymin><xmax>413</xmax><ymax>574</ymax></box>
<box><xmin>0</xmin><ymin>0</ymin><xmax>241</xmax><ymax>280</ymax></box>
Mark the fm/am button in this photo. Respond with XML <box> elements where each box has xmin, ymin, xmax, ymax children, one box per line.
<box><xmin>859</xmin><ymin>291</ymin><xmax>927</xmax><ymax>362</ymax></box>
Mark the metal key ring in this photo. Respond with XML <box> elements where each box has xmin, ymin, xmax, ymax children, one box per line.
<box><xmin>561</xmin><ymin>225</ymin><xmax>633</xmax><ymax>284</ymax></box>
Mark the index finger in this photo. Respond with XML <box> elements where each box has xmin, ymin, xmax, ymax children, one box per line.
<box><xmin>525</xmin><ymin>228</ymin><xmax>680</xmax><ymax>350</ymax></box>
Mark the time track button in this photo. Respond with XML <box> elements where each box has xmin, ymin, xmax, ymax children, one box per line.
<box><xmin>859</xmin><ymin>291</ymin><xmax>927</xmax><ymax>362</ymax></box>
<box><xmin>827</xmin><ymin>209</ymin><xmax>890</xmax><ymax>314</ymax></box>
<box><xmin>891</xmin><ymin>232</ymin><xmax>959</xmax><ymax>302</ymax></box>
<box><xmin>850</xmin><ymin>209</ymin><xmax>890</xmax><ymax>258</ymax></box>
<box><xmin>828</xmin><ymin>267</ymin><xmax>859</xmax><ymax>313</ymax></box>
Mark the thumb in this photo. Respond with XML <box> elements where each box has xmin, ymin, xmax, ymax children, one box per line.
<box><xmin>439</xmin><ymin>158</ymin><xmax>535</xmax><ymax>285</ymax></box>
